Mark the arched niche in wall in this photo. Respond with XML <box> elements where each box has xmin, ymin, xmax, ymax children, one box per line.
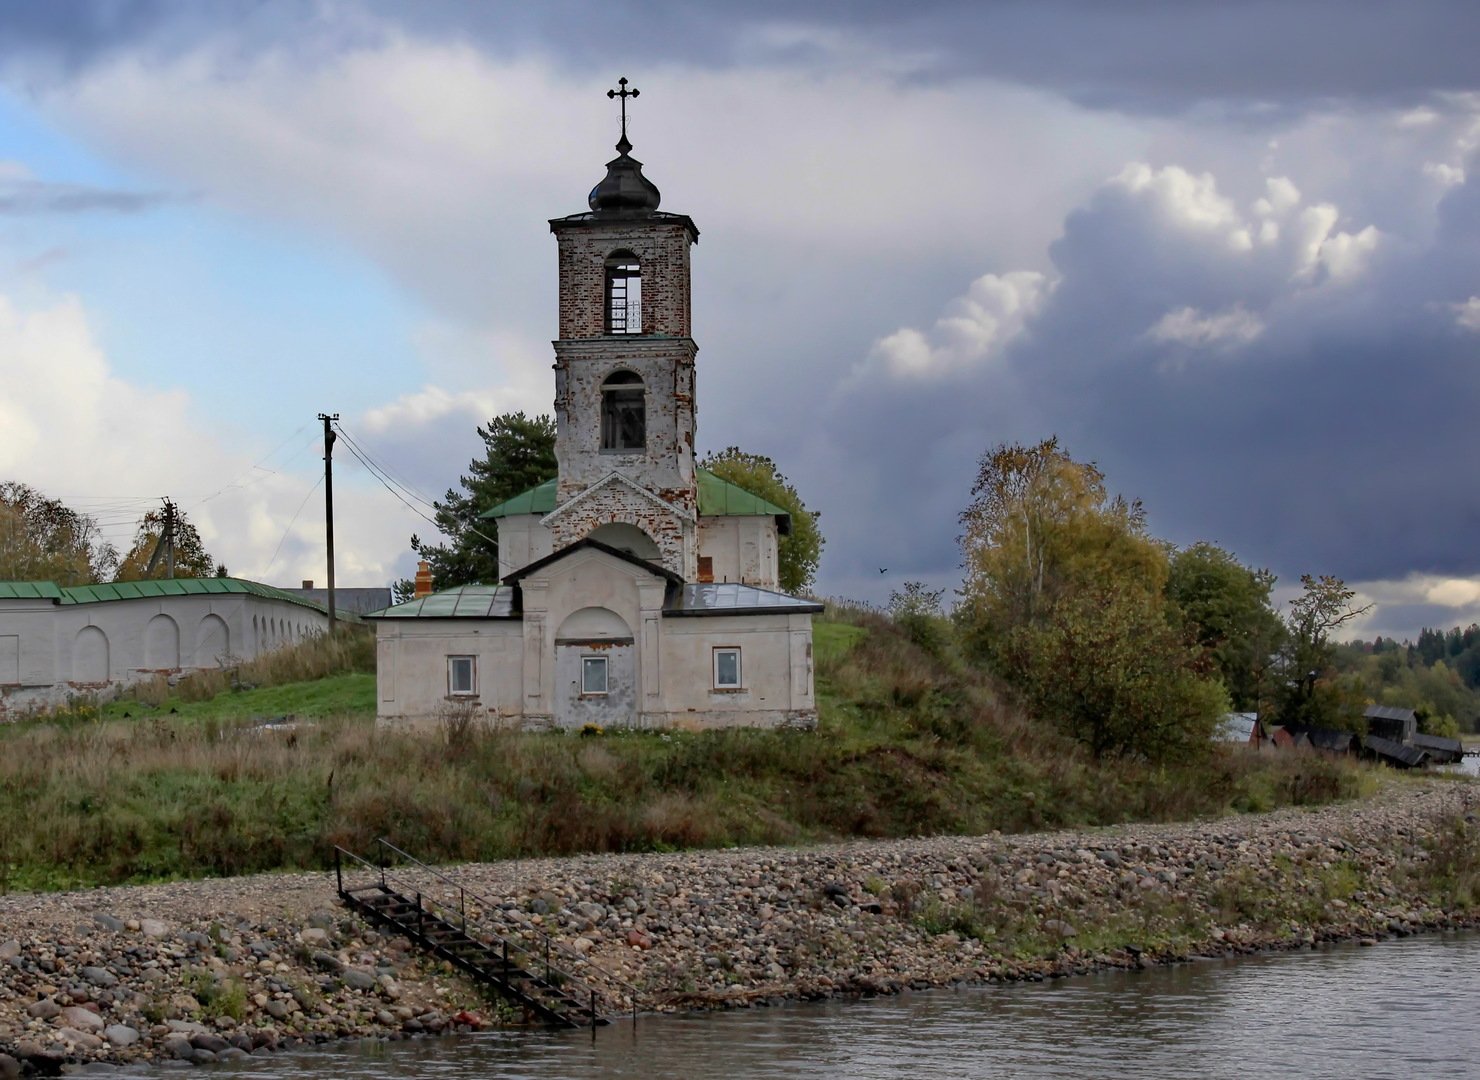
<box><xmin>73</xmin><ymin>626</ymin><xmax>109</xmax><ymax>683</ymax></box>
<box><xmin>555</xmin><ymin>605</ymin><xmax>632</xmax><ymax>642</ymax></box>
<box><xmin>195</xmin><ymin>614</ymin><xmax>230</xmax><ymax>667</ymax></box>
<box><xmin>144</xmin><ymin>613</ymin><xmax>181</xmax><ymax>670</ymax></box>
<box><xmin>587</xmin><ymin>522</ymin><xmax>661</xmax><ymax>562</ymax></box>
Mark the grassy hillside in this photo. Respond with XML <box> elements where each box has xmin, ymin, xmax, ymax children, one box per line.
<box><xmin>0</xmin><ymin>609</ymin><xmax>1371</xmax><ymax>893</ymax></box>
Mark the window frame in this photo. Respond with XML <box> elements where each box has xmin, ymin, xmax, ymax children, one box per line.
<box><xmin>712</xmin><ymin>646</ymin><xmax>742</xmax><ymax>691</ymax></box>
<box><xmin>447</xmin><ymin>655</ymin><xmax>477</xmax><ymax>697</ymax></box>
<box><xmin>581</xmin><ymin>655</ymin><xmax>610</xmax><ymax>696</ymax></box>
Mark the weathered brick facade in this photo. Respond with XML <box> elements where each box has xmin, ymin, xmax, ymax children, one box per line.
<box><xmin>548</xmin><ymin>211</ymin><xmax>700</xmax><ymax>575</ymax></box>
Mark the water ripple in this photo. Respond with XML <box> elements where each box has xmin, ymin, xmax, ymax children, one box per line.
<box><xmin>121</xmin><ymin>932</ymin><xmax>1480</xmax><ymax>1078</ymax></box>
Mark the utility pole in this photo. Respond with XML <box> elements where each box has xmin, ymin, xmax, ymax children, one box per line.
<box><xmin>319</xmin><ymin>413</ymin><xmax>339</xmax><ymax>634</ymax></box>
<box><xmin>163</xmin><ymin>499</ymin><xmax>176</xmax><ymax>578</ymax></box>
<box><xmin>143</xmin><ymin>497</ymin><xmax>177</xmax><ymax>579</ymax></box>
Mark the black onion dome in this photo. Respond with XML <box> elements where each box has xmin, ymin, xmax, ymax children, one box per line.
<box><xmin>588</xmin><ymin>136</ymin><xmax>662</xmax><ymax>214</ymax></box>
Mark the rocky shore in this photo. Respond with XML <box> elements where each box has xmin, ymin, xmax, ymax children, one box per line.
<box><xmin>2</xmin><ymin>777</ymin><xmax>1476</xmax><ymax>1073</ymax></box>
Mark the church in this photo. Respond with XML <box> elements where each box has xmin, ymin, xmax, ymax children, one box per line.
<box><xmin>368</xmin><ymin>83</ymin><xmax>822</xmax><ymax>731</ymax></box>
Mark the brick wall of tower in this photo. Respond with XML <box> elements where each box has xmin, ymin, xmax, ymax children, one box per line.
<box><xmin>547</xmin><ymin>486</ymin><xmax>694</xmax><ymax>579</ymax></box>
<box><xmin>554</xmin><ymin>221</ymin><xmax>693</xmax><ymax>339</ymax></box>
<box><xmin>552</xmin><ymin>338</ymin><xmax>697</xmax><ymax>506</ymax></box>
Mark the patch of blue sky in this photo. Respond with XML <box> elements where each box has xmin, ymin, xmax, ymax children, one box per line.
<box><xmin>0</xmin><ymin>86</ymin><xmax>423</xmax><ymax>441</ymax></box>
<box><xmin>66</xmin><ymin>201</ymin><xmax>422</xmax><ymax>424</ymax></box>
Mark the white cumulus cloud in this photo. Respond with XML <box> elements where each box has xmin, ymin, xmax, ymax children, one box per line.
<box><xmin>860</xmin><ymin>270</ymin><xmax>1052</xmax><ymax>379</ymax></box>
<box><xmin>1146</xmin><ymin>305</ymin><xmax>1265</xmax><ymax>349</ymax></box>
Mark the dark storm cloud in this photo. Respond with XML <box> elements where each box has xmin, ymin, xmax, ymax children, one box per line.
<box><xmin>5</xmin><ymin>1</ymin><xmax>1477</xmax><ymax>112</ymax></box>
<box><xmin>0</xmin><ymin>177</ymin><xmax>176</xmax><ymax>215</ymax></box>
<box><xmin>808</xmin><ymin>158</ymin><xmax>1480</xmax><ymax>602</ymax></box>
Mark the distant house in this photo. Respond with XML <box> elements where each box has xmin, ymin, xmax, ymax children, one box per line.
<box><xmin>1362</xmin><ymin>734</ymin><xmax>1430</xmax><ymax>769</ymax></box>
<box><xmin>1364</xmin><ymin>704</ymin><xmax>1417</xmax><ymax>744</ymax></box>
<box><xmin>1412</xmin><ymin>731</ymin><xmax>1464</xmax><ymax>764</ymax></box>
<box><xmin>279</xmin><ymin>581</ymin><xmax>391</xmax><ymax>617</ymax></box>
<box><xmin>0</xmin><ymin>578</ymin><xmax>331</xmax><ymax>718</ymax></box>
<box><xmin>1282</xmin><ymin>723</ymin><xmax>1360</xmax><ymax>756</ymax></box>
<box><xmin>1215</xmin><ymin>712</ymin><xmax>1259</xmax><ymax>745</ymax></box>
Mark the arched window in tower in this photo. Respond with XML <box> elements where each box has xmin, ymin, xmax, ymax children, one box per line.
<box><xmin>604</xmin><ymin>250</ymin><xmax>642</xmax><ymax>334</ymax></box>
<box><xmin>601</xmin><ymin>370</ymin><xmax>646</xmax><ymax>451</ymax></box>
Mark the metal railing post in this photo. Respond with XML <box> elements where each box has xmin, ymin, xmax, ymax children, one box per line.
<box><xmin>591</xmin><ymin>989</ymin><xmax>597</xmax><ymax>1031</ymax></box>
<box><xmin>416</xmin><ymin>893</ymin><xmax>423</xmax><ymax>940</ymax></box>
<box><xmin>460</xmin><ymin>889</ymin><xmax>467</xmax><ymax>933</ymax></box>
<box><xmin>334</xmin><ymin>847</ymin><xmax>342</xmax><ymax>896</ymax></box>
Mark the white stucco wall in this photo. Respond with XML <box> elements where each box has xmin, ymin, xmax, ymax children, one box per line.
<box><xmin>374</xmin><ymin>546</ymin><xmax>817</xmax><ymax>732</ymax></box>
<box><xmin>651</xmin><ymin>612</ymin><xmax>815</xmax><ymax>728</ymax></box>
<box><xmin>495</xmin><ymin>513</ymin><xmax>553</xmax><ymax>580</ymax></box>
<box><xmin>0</xmin><ymin>591</ymin><xmax>330</xmax><ymax>718</ymax></box>
<box><xmin>696</xmin><ymin>515</ymin><xmax>780</xmax><ymax>589</ymax></box>
<box><xmin>374</xmin><ymin>618</ymin><xmax>525</xmax><ymax>726</ymax></box>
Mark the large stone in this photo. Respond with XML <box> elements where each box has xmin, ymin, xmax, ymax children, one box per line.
<box><xmin>310</xmin><ymin>950</ymin><xmax>342</xmax><ymax>973</ymax></box>
<box><xmin>189</xmin><ymin>1033</ymin><xmax>231</xmax><ymax>1054</ymax></box>
<box><xmin>26</xmin><ymin>998</ymin><xmax>61</xmax><ymax>1020</ymax></box>
<box><xmin>104</xmin><ymin>1024</ymin><xmax>141</xmax><ymax>1047</ymax></box>
<box><xmin>81</xmin><ymin>965</ymin><xmax>120</xmax><ymax>989</ymax></box>
<box><xmin>0</xmin><ymin>1052</ymin><xmax>19</xmax><ymax>1080</ymax></box>
<box><xmin>341</xmin><ymin>968</ymin><xmax>378</xmax><ymax>991</ymax></box>
<box><xmin>93</xmin><ymin>914</ymin><xmax>126</xmax><ymax>933</ymax></box>
<box><xmin>0</xmin><ymin>940</ymin><xmax>20</xmax><ymax>961</ymax></box>
<box><xmin>56</xmin><ymin>1028</ymin><xmax>104</xmax><ymax>1052</ymax></box>
<box><xmin>138</xmin><ymin>919</ymin><xmax>170</xmax><ymax>939</ymax></box>
<box><xmin>59</xmin><ymin>1006</ymin><xmax>105</xmax><ymax>1033</ymax></box>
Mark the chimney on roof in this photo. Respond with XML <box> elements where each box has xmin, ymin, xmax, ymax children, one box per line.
<box><xmin>414</xmin><ymin>560</ymin><xmax>433</xmax><ymax>599</ymax></box>
<box><xmin>302</xmin><ymin>580</ymin><xmax>314</xmax><ymax>589</ymax></box>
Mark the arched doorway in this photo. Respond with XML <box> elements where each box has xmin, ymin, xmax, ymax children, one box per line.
<box><xmin>554</xmin><ymin>606</ymin><xmax>635</xmax><ymax>730</ymax></box>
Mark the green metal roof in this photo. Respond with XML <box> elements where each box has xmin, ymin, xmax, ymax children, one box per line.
<box><xmin>481</xmin><ymin>469</ymin><xmax>791</xmax><ymax>528</ymax></box>
<box><xmin>482</xmin><ymin>477</ymin><xmax>558</xmax><ymax>519</ymax></box>
<box><xmin>365</xmin><ymin>584</ymin><xmax>518</xmax><ymax>619</ymax></box>
<box><xmin>0</xmin><ymin>581</ymin><xmax>65</xmax><ymax>601</ymax></box>
<box><xmin>0</xmin><ymin>577</ymin><xmax>345</xmax><ymax>615</ymax></box>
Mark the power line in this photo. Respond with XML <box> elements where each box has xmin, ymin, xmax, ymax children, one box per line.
<box><xmin>332</xmin><ymin>423</ymin><xmax>440</xmax><ymax>510</ymax></box>
<box><xmin>261</xmin><ymin>470</ymin><xmax>325</xmax><ymax>580</ymax></box>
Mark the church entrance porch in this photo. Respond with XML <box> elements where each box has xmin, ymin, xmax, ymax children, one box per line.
<box><xmin>553</xmin><ymin>605</ymin><xmax>637</xmax><ymax>730</ymax></box>
<box><xmin>554</xmin><ymin>640</ymin><xmax>636</xmax><ymax>729</ymax></box>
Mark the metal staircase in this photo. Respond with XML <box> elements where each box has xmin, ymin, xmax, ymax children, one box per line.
<box><xmin>334</xmin><ymin>840</ymin><xmax>633</xmax><ymax>1029</ymax></box>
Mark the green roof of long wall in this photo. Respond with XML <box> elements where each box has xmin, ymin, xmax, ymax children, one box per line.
<box><xmin>0</xmin><ymin>581</ymin><xmax>65</xmax><ymax>601</ymax></box>
<box><xmin>0</xmin><ymin>577</ymin><xmax>331</xmax><ymax>614</ymax></box>
<box><xmin>481</xmin><ymin>469</ymin><xmax>791</xmax><ymax>524</ymax></box>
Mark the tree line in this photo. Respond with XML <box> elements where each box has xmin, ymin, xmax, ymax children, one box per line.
<box><xmin>893</xmin><ymin>437</ymin><xmax>1407</xmax><ymax>764</ymax></box>
<box><xmin>0</xmin><ymin>481</ymin><xmax>222</xmax><ymax>584</ymax></box>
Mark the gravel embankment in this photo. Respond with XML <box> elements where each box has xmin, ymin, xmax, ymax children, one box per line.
<box><xmin>1</xmin><ymin>778</ymin><xmax>1476</xmax><ymax>1073</ymax></box>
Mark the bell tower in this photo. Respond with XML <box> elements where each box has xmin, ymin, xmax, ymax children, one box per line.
<box><xmin>546</xmin><ymin>79</ymin><xmax>702</xmax><ymax>577</ymax></box>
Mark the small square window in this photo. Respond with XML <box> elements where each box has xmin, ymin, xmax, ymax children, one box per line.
<box><xmin>582</xmin><ymin>656</ymin><xmax>609</xmax><ymax>695</ymax></box>
<box><xmin>448</xmin><ymin>655</ymin><xmax>476</xmax><ymax>696</ymax></box>
<box><xmin>713</xmin><ymin>647</ymin><xmax>741</xmax><ymax>690</ymax></box>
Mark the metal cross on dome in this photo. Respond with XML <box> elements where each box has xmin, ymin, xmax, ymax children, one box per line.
<box><xmin>607</xmin><ymin>77</ymin><xmax>639</xmax><ymax>149</ymax></box>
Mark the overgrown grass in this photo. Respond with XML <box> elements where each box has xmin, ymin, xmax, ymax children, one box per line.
<box><xmin>0</xmin><ymin>608</ymin><xmax>1376</xmax><ymax>893</ymax></box>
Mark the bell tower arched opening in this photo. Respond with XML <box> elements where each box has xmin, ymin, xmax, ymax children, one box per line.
<box><xmin>600</xmin><ymin>370</ymin><xmax>646</xmax><ymax>451</ymax></box>
<box><xmin>605</xmin><ymin>250</ymin><xmax>642</xmax><ymax>334</ymax></box>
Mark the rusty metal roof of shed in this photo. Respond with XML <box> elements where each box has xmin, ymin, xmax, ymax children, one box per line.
<box><xmin>364</xmin><ymin>584</ymin><xmax>519</xmax><ymax>619</ymax></box>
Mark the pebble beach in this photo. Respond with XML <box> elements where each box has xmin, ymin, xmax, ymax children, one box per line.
<box><xmin>2</xmin><ymin>777</ymin><xmax>1476</xmax><ymax>1074</ymax></box>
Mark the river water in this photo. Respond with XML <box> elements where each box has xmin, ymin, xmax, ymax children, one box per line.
<box><xmin>117</xmin><ymin>931</ymin><xmax>1480</xmax><ymax>1078</ymax></box>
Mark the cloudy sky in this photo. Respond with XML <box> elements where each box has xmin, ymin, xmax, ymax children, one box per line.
<box><xmin>0</xmin><ymin>0</ymin><xmax>1477</xmax><ymax>640</ymax></box>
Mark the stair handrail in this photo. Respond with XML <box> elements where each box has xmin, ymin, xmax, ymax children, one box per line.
<box><xmin>371</xmin><ymin>838</ymin><xmax>644</xmax><ymax>1007</ymax></box>
<box><xmin>337</xmin><ymin>839</ymin><xmax>643</xmax><ymax>1013</ymax></box>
